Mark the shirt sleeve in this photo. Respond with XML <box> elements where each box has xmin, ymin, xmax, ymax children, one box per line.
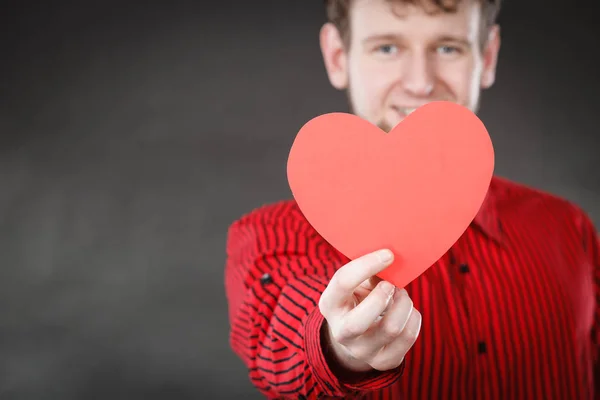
<box><xmin>586</xmin><ymin>221</ymin><xmax>599</xmax><ymax>389</ymax></box>
<box><xmin>224</xmin><ymin>203</ymin><xmax>404</xmax><ymax>399</ymax></box>
<box><xmin>575</xmin><ymin>207</ymin><xmax>600</xmax><ymax>390</ymax></box>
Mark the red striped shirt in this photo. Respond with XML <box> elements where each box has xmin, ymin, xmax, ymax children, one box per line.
<box><xmin>224</xmin><ymin>176</ymin><xmax>599</xmax><ymax>399</ymax></box>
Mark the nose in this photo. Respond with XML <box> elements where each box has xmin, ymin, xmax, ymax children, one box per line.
<box><xmin>401</xmin><ymin>52</ymin><xmax>434</xmax><ymax>97</ymax></box>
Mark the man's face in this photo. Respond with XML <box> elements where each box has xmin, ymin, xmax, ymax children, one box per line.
<box><xmin>320</xmin><ymin>0</ymin><xmax>500</xmax><ymax>131</ymax></box>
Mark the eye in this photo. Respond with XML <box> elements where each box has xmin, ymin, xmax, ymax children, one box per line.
<box><xmin>376</xmin><ymin>44</ymin><xmax>398</xmax><ymax>55</ymax></box>
<box><xmin>437</xmin><ymin>45</ymin><xmax>461</xmax><ymax>55</ymax></box>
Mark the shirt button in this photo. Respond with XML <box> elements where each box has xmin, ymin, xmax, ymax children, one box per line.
<box><xmin>478</xmin><ymin>341</ymin><xmax>487</xmax><ymax>354</ymax></box>
<box><xmin>260</xmin><ymin>273</ymin><xmax>273</xmax><ymax>285</ymax></box>
<box><xmin>459</xmin><ymin>263</ymin><xmax>470</xmax><ymax>273</ymax></box>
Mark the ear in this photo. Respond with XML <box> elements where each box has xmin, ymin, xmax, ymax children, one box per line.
<box><xmin>480</xmin><ymin>24</ymin><xmax>501</xmax><ymax>89</ymax></box>
<box><xmin>319</xmin><ymin>22</ymin><xmax>349</xmax><ymax>90</ymax></box>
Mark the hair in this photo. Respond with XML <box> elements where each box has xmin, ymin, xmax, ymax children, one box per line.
<box><xmin>324</xmin><ymin>0</ymin><xmax>502</xmax><ymax>48</ymax></box>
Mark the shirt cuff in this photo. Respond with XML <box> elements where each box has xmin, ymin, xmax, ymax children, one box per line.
<box><xmin>303</xmin><ymin>305</ymin><xmax>405</xmax><ymax>397</ymax></box>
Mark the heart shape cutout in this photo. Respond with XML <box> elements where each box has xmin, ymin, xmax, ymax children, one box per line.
<box><xmin>287</xmin><ymin>101</ymin><xmax>494</xmax><ymax>288</ymax></box>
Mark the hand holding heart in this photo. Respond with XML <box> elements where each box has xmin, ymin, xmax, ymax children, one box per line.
<box><xmin>287</xmin><ymin>101</ymin><xmax>494</xmax><ymax>372</ymax></box>
<box><xmin>318</xmin><ymin>249</ymin><xmax>422</xmax><ymax>373</ymax></box>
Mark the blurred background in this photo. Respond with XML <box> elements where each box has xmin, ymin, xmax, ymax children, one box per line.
<box><xmin>0</xmin><ymin>0</ymin><xmax>598</xmax><ymax>399</ymax></box>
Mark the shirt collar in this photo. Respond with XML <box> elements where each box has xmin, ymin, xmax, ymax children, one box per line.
<box><xmin>472</xmin><ymin>176</ymin><xmax>504</xmax><ymax>245</ymax></box>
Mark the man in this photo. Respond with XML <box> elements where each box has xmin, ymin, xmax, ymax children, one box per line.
<box><xmin>224</xmin><ymin>0</ymin><xmax>599</xmax><ymax>398</ymax></box>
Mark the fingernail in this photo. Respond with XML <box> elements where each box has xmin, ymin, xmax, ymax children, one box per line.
<box><xmin>380</xmin><ymin>280</ymin><xmax>395</xmax><ymax>295</ymax></box>
<box><xmin>378</xmin><ymin>249</ymin><xmax>394</xmax><ymax>263</ymax></box>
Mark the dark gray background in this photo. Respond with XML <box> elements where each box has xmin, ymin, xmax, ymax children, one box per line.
<box><xmin>1</xmin><ymin>1</ymin><xmax>598</xmax><ymax>399</ymax></box>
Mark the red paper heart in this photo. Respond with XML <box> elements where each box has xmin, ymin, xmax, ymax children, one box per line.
<box><xmin>287</xmin><ymin>101</ymin><xmax>494</xmax><ymax>288</ymax></box>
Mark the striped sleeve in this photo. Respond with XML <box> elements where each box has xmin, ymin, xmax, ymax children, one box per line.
<box><xmin>578</xmin><ymin>210</ymin><xmax>600</xmax><ymax>389</ymax></box>
<box><xmin>224</xmin><ymin>202</ymin><xmax>404</xmax><ymax>399</ymax></box>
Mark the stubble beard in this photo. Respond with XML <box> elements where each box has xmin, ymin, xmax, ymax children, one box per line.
<box><xmin>344</xmin><ymin>88</ymin><xmax>395</xmax><ymax>133</ymax></box>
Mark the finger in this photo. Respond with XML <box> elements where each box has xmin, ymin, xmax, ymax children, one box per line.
<box><xmin>370</xmin><ymin>308</ymin><xmax>422</xmax><ymax>371</ymax></box>
<box><xmin>358</xmin><ymin>275</ymin><xmax>384</xmax><ymax>292</ymax></box>
<box><xmin>333</xmin><ymin>281</ymin><xmax>396</xmax><ymax>343</ymax></box>
<box><xmin>370</xmin><ymin>288</ymin><xmax>414</xmax><ymax>348</ymax></box>
<box><xmin>320</xmin><ymin>249</ymin><xmax>394</xmax><ymax>314</ymax></box>
<box><xmin>345</xmin><ymin>288</ymin><xmax>412</xmax><ymax>360</ymax></box>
